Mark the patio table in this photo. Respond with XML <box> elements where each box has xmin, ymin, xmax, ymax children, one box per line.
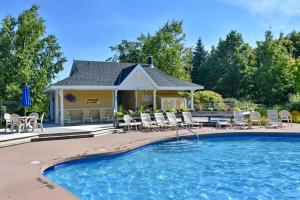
<box><xmin>20</xmin><ymin>116</ymin><xmax>37</xmax><ymax>132</ymax></box>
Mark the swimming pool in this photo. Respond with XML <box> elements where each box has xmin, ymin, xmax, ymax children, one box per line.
<box><xmin>44</xmin><ymin>134</ymin><xmax>300</xmax><ymax>199</ymax></box>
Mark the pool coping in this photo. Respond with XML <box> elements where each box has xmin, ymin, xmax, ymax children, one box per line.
<box><xmin>1</xmin><ymin>125</ymin><xmax>300</xmax><ymax>200</ymax></box>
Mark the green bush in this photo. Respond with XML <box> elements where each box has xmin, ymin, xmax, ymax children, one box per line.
<box><xmin>114</xmin><ymin>112</ymin><xmax>123</xmax><ymax>117</ymax></box>
<box><xmin>288</xmin><ymin>94</ymin><xmax>300</xmax><ymax>111</ymax></box>
<box><xmin>194</xmin><ymin>90</ymin><xmax>223</xmax><ymax>104</ymax></box>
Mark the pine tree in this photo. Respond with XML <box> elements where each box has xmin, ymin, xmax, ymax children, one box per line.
<box><xmin>191</xmin><ymin>38</ymin><xmax>207</xmax><ymax>84</ymax></box>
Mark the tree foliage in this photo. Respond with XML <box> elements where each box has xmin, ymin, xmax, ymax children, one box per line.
<box><xmin>191</xmin><ymin>38</ymin><xmax>207</xmax><ymax>85</ymax></box>
<box><xmin>194</xmin><ymin>90</ymin><xmax>223</xmax><ymax>104</ymax></box>
<box><xmin>0</xmin><ymin>5</ymin><xmax>66</xmax><ymax>112</ymax></box>
<box><xmin>108</xmin><ymin>20</ymin><xmax>192</xmax><ymax>80</ymax></box>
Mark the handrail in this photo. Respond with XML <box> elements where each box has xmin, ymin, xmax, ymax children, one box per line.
<box><xmin>176</xmin><ymin>125</ymin><xmax>200</xmax><ymax>142</ymax></box>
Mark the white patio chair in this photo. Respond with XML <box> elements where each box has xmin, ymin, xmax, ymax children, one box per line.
<box><xmin>267</xmin><ymin>110</ymin><xmax>282</xmax><ymax>128</ymax></box>
<box><xmin>4</xmin><ymin>113</ymin><xmax>11</xmax><ymax>133</ymax></box>
<box><xmin>28</xmin><ymin>112</ymin><xmax>39</xmax><ymax>131</ymax></box>
<box><xmin>233</xmin><ymin>111</ymin><xmax>249</xmax><ymax>129</ymax></box>
<box><xmin>10</xmin><ymin>114</ymin><xmax>25</xmax><ymax>133</ymax></box>
<box><xmin>250</xmin><ymin>111</ymin><xmax>262</xmax><ymax>127</ymax></box>
<box><xmin>182</xmin><ymin>112</ymin><xmax>202</xmax><ymax>128</ymax></box>
<box><xmin>99</xmin><ymin>109</ymin><xmax>113</xmax><ymax>123</ymax></box>
<box><xmin>279</xmin><ymin>110</ymin><xmax>292</xmax><ymax>126</ymax></box>
<box><xmin>82</xmin><ymin>110</ymin><xmax>92</xmax><ymax>123</ymax></box>
<box><xmin>154</xmin><ymin>113</ymin><xmax>175</xmax><ymax>130</ymax></box>
<box><xmin>216</xmin><ymin>119</ymin><xmax>232</xmax><ymax>128</ymax></box>
<box><xmin>140</xmin><ymin>113</ymin><xmax>158</xmax><ymax>131</ymax></box>
<box><xmin>36</xmin><ymin>113</ymin><xmax>44</xmax><ymax>132</ymax></box>
<box><xmin>123</xmin><ymin>115</ymin><xmax>138</xmax><ymax>131</ymax></box>
<box><xmin>63</xmin><ymin>111</ymin><xmax>71</xmax><ymax>125</ymax></box>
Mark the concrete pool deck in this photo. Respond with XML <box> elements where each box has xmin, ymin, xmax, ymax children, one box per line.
<box><xmin>0</xmin><ymin>124</ymin><xmax>300</xmax><ymax>200</ymax></box>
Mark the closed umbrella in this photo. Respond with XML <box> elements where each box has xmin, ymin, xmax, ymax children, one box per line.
<box><xmin>21</xmin><ymin>83</ymin><xmax>31</xmax><ymax>116</ymax></box>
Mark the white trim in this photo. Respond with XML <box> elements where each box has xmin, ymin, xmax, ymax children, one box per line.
<box><xmin>63</xmin><ymin>107</ymin><xmax>112</xmax><ymax>111</ymax></box>
<box><xmin>157</xmin><ymin>86</ymin><xmax>204</xmax><ymax>90</ymax></box>
<box><xmin>118</xmin><ymin>64</ymin><xmax>158</xmax><ymax>90</ymax></box>
<box><xmin>113</xmin><ymin>89</ymin><xmax>118</xmax><ymax>113</ymax></box>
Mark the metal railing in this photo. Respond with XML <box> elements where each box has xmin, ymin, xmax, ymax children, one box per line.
<box><xmin>176</xmin><ymin>125</ymin><xmax>200</xmax><ymax>142</ymax></box>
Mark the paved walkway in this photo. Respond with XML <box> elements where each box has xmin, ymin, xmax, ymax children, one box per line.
<box><xmin>0</xmin><ymin>124</ymin><xmax>299</xmax><ymax>200</ymax></box>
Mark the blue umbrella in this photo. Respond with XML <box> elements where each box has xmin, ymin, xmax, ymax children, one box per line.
<box><xmin>21</xmin><ymin>83</ymin><xmax>31</xmax><ymax>116</ymax></box>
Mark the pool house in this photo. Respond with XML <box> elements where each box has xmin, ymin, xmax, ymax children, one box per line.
<box><xmin>45</xmin><ymin>57</ymin><xmax>204</xmax><ymax>125</ymax></box>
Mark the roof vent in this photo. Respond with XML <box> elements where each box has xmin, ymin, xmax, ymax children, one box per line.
<box><xmin>147</xmin><ymin>55</ymin><xmax>154</xmax><ymax>68</ymax></box>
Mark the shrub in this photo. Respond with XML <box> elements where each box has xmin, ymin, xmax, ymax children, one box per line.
<box><xmin>288</xmin><ymin>94</ymin><xmax>300</xmax><ymax>111</ymax></box>
<box><xmin>167</xmin><ymin>108</ymin><xmax>177</xmax><ymax>113</ymax></box>
<box><xmin>194</xmin><ymin>90</ymin><xmax>223</xmax><ymax>104</ymax></box>
<box><xmin>114</xmin><ymin>112</ymin><xmax>123</xmax><ymax>117</ymax></box>
<box><xmin>291</xmin><ymin>111</ymin><xmax>300</xmax><ymax>123</ymax></box>
<box><xmin>235</xmin><ymin>100</ymin><xmax>257</xmax><ymax>111</ymax></box>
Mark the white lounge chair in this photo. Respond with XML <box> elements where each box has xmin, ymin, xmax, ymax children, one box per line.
<box><xmin>279</xmin><ymin>110</ymin><xmax>292</xmax><ymax>126</ymax></box>
<box><xmin>166</xmin><ymin>112</ymin><xmax>183</xmax><ymax>128</ymax></box>
<box><xmin>267</xmin><ymin>110</ymin><xmax>282</xmax><ymax>128</ymax></box>
<box><xmin>123</xmin><ymin>115</ymin><xmax>138</xmax><ymax>131</ymax></box>
<box><xmin>82</xmin><ymin>110</ymin><xmax>92</xmax><ymax>123</ymax></box>
<box><xmin>10</xmin><ymin>114</ymin><xmax>25</xmax><ymax>133</ymax></box>
<box><xmin>250</xmin><ymin>111</ymin><xmax>262</xmax><ymax>127</ymax></box>
<box><xmin>233</xmin><ymin>111</ymin><xmax>249</xmax><ymax>129</ymax></box>
<box><xmin>4</xmin><ymin>113</ymin><xmax>11</xmax><ymax>133</ymax></box>
<box><xmin>140</xmin><ymin>113</ymin><xmax>158</xmax><ymax>131</ymax></box>
<box><xmin>154</xmin><ymin>113</ymin><xmax>176</xmax><ymax>130</ymax></box>
<box><xmin>182</xmin><ymin>112</ymin><xmax>202</xmax><ymax>128</ymax></box>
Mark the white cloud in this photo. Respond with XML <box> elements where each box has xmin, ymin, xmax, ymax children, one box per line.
<box><xmin>225</xmin><ymin>0</ymin><xmax>300</xmax><ymax>16</ymax></box>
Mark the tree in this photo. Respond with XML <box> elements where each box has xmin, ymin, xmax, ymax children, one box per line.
<box><xmin>190</xmin><ymin>38</ymin><xmax>207</xmax><ymax>84</ymax></box>
<box><xmin>108</xmin><ymin>20</ymin><xmax>192</xmax><ymax>80</ymax></box>
<box><xmin>287</xmin><ymin>31</ymin><xmax>300</xmax><ymax>58</ymax></box>
<box><xmin>254</xmin><ymin>30</ymin><xmax>297</xmax><ymax>104</ymax></box>
<box><xmin>200</xmin><ymin>31</ymin><xmax>256</xmax><ymax>99</ymax></box>
<box><xmin>0</xmin><ymin>5</ymin><xmax>66</xmax><ymax>112</ymax></box>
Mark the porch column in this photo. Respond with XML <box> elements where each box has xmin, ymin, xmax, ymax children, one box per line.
<box><xmin>113</xmin><ymin>89</ymin><xmax>118</xmax><ymax>113</ymax></box>
<box><xmin>49</xmin><ymin>93</ymin><xmax>54</xmax><ymax>120</ymax></box>
<box><xmin>55</xmin><ymin>90</ymin><xmax>58</xmax><ymax>123</ymax></box>
<box><xmin>153</xmin><ymin>90</ymin><xmax>157</xmax><ymax>111</ymax></box>
<box><xmin>60</xmin><ymin>89</ymin><xmax>64</xmax><ymax>126</ymax></box>
<box><xmin>191</xmin><ymin>90</ymin><xmax>195</xmax><ymax>111</ymax></box>
<box><xmin>135</xmin><ymin>90</ymin><xmax>138</xmax><ymax>110</ymax></box>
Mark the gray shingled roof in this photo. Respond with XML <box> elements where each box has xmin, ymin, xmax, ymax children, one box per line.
<box><xmin>51</xmin><ymin>60</ymin><xmax>203</xmax><ymax>89</ymax></box>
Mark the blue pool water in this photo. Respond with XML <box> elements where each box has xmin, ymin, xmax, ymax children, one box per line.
<box><xmin>44</xmin><ymin>134</ymin><xmax>300</xmax><ymax>200</ymax></box>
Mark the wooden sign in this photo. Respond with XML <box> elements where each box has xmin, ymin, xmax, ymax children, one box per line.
<box><xmin>86</xmin><ymin>98</ymin><xmax>100</xmax><ymax>105</ymax></box>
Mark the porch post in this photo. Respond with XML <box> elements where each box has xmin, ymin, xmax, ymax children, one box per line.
<box><xmin>191</xmin><ymin>90</ymin><xmax>195</xmax><ymax>111</ymax></box>
<box><xmin>113</xmin><ymin>89</ymin><xmax>118</xmax><ymax>113</ymax></box>
<box><xmin>153</xmin><ymin>90</ymin><xmax>157</xmax><ymax>111</ymax></box>
<box><xmin>55</xmin><ymin>90</ymin><xmax>58</xmax><ymax>123</ymax></box>
<box><xmin>60</xmin><ymin>89</ymin><xmax>64</xmax><ymax>126</ymax></box>
<box><xmin>135</xmin><ymin>90</ymin><xmax>138</xmax><ymax>110</ymax></box>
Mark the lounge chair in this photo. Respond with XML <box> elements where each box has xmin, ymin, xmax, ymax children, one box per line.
<box><xmin>10</xmin><ymin>114</ymin><xmax>25</xmax><ymax>133</ymax></box>
<box><xmin>154</xmin><ymin>113</ymin><xmax>176</xmax><ymax>130</ymax></box>
<box><xmin>182</xmin><ymin>112</ymin><xmax>202</xmax><ymax>128</ymax></box>
<box><xmin>250</xmin><ymin>111</ymin><xmax>262</xmax><ymax>128</ymax></box>
<box><xmin>123</xmin><ymin>115</ymin><xmax>138</xmax><ymax>131</ymax></box>
<box><xmin>140</xmin><ymin>113</ymin><xmax>158</xmax><ymax>131</ymax></box>
<box><xmin>64</xmin><ymin>111</ymin><xmax>71</xmax><ymax>125</ymax></box>
<box><xmin>166</xmin><ymin>112</ymin><xmax>183</xmax><ymax>128</ymax></box>
<box><xmin>279</xmin><ymin>110</ymin><xmax>292</xmax><ymax>126</ymax></box>
<box><xmin>215</xmin><ymin>119</ymin><xmax>232</xmax><ymax>128</ymax></box>
<box><xmin>267</xmin><ymin>110</ymin><xmax>282</xmax><ymax>128</ymax></box>
<box><xmin>4</xmin><ymin>113</ymin><xmax>11</xmax><ymax>133</ymax></box>
<box><xmin>82</xmin><ymin>110</ymin><xmax>92</xmax><ymax>123</ymax></box>
<box><xmin>233</xmin><ymin>111</ymin><xmax>249</xmax><ymax>129</ymax></box>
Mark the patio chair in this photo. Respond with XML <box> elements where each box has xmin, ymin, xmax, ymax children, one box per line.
<box><xmin>123</xmin><ymin>115</ymin><xmax>138</xmax><ymax>131</ymax></box>
<box><xmin>140</xmin><ymin>113</ymin><xmax>158</xmax><ymax>131</ymax></box>
<box><xmin>99</xmin><ymin>109</ymin><xmax>113</xmax><ymax>123</ymax></box>
<box><xmin>215</xmin><ymin>119</ymin><xmax>232</xmax><ymax>128</ymax></box>
<box><xmin>82</xmin><ymin>110</ymin><xmax>92</xmax><ymax>123</ymax></box>
<box><xmin>166</xmin><ymin>112</ymin><xmax>183</xmax><ymax>128</ymax></box>
<box><xmin>182</xmin><ymin>112</ymin><xmax>202</xmax><ymax>128</ymax></box>
<box><xmin>4</xmin><ymin>113</ymin><xmax>11</xmax><ymax>133</ymax></box>
<box><xmin>279</xmin><ymin>110</ymin><xmax>292</xmax><ymax>126</ymax></box>
<box><xmin>64</xmin><ymin>111</ymin><xmax>71</xmax><ymax>125</ymax></box>
<box><xmin>267</xmin><ymin>110</ymin><xmax>282</xmax><ymax>128</ymax></box>
<box><xmin>233</xmin><ymin>111</ymin><xmax>250</xmax><ymax>129</ymax></box>
<box><xmin>36</xmin><ymin>113</ymin><xmax>44</xmax><ymax>132</ymax></box>
<box><xmin>250</xmin><ymin>111</ymin><xmax>262</xmax><ymax>128</ymax></box>
<box><xmin>26</xmin><ymin>116</ymin><xmax>38</xmax><ymax>132</ymax></box>
<box><xmin>10</xmin><ymin>114</ymin><xmax>25</xmax><ymax>133</ymax></box>
<box><xmin>154</xmin><ymin>113</ymin><xmax>176</xmax><ymax>130</ymax></box>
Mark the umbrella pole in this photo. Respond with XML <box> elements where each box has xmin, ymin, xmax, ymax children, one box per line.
<box><xmin>24</xmin><ymin>107</ymin><xmax>26</xmax><ymax>116</ymax></box>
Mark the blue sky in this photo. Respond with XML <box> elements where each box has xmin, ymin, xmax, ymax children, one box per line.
<box><xmin>1</xmin><ymin>0</ymin><xmax>300</xmax><ymax>82</ymax></box>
